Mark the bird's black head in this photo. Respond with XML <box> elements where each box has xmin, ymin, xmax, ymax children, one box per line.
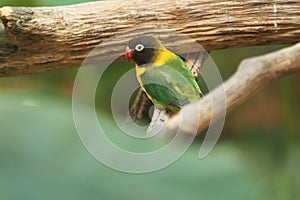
<box><xmin>125</xmin><ymin>36</ymin><xmax>163</xmax><ymax>66</ymax></box>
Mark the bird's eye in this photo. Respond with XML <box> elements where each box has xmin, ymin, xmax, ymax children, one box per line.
<box><xmin>135</xmin><ymin>44</ymin><xmax>144</xmax><ymax>52</ymax></box>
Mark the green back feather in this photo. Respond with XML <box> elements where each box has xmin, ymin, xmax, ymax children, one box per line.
<box><xmin>140</xmin><ymin>49</ymin><xmax>201</xmax><ymax>112</ymax></box>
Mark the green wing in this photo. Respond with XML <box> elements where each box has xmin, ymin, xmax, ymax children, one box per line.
<box><xmin>140</xmin><ymin>56</ymin><xmax>201</xmax><ymax>110</ymax></box>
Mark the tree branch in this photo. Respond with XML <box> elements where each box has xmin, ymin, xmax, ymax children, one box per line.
<box><xmin>166</xmin><ymin>42</ymin><xmax>300</xmax><ymax>134</ymax></box>
<box><xmin>0</xmin><ymin>0</ymin><xmax>300</xmax><ymax>77</ymax></box>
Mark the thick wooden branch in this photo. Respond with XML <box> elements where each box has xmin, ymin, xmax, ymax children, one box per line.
<box><xmin>166</xmin><ymin>42</ymin><xmax>300</xmax><ymax>134</ymax></box>
<box><xmin>0</xmin><ymin>0</ymin><xmax>300</xmax><ymax>77</ymax></box>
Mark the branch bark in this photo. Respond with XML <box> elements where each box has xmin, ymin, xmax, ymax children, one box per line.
<box><xmin>166</xmin><ymin>42</ymin><xmax>300</xmax><ymax>134</ymax></box>
<box><xmin>0</xmin><ymin>0</ymin><xmax>300</xmax><ymax>77</ymax></box>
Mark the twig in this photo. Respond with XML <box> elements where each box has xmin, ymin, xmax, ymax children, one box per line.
<box><xmin>166</xmin><ymin>43</ymin><xmax>300</xmax><ymax>134</ymax></box>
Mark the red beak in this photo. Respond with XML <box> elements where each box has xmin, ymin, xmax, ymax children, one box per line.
<box><xmin>125</xmin><ymin>47</ymin><xmax>133</xmax><ymax>62</ymax></box>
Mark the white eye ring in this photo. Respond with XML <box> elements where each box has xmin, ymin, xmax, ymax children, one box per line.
<box><xmin>135</xmin><ymin>44</ymin><xmax>144</xmax><ymax>52</ymax></box>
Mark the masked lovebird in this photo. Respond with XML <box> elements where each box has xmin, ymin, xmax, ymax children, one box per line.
<box><xmin>125</xmin><ymin>35</ymin><xmax>203</xmax><ymax>114</ymax></box>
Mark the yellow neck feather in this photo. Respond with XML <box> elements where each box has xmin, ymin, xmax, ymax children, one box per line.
<box><xmin>135</xmin><ymin>49</ymin><xmax>177</xmax><ymax>75</ymax></box>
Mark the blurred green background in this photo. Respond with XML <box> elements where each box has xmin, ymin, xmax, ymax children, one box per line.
<box><xmin>1</xmin><ymin>1</ymin><xmax>299</xmax><ymax>200</ymax></box>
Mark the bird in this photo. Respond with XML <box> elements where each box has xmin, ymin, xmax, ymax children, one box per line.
<box><xmin>125</xmin><ymin>35</ymin><xmax>203</xmax><ymax>114</ymax></box>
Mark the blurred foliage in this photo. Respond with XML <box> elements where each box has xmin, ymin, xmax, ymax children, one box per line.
<box><xmin>1</xmin><ymin>0</ymin><xmax>300</xmax><ymax>200</ymax></box>
<box><xmin>0</xmin><ymin>0</ymin><xmax>97</xmax><ymax>7</ymax></box>
<box><xmin>0</xmin><ymin>91</ymin><xmax>267</xmax><ymax>199</ymax></box>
